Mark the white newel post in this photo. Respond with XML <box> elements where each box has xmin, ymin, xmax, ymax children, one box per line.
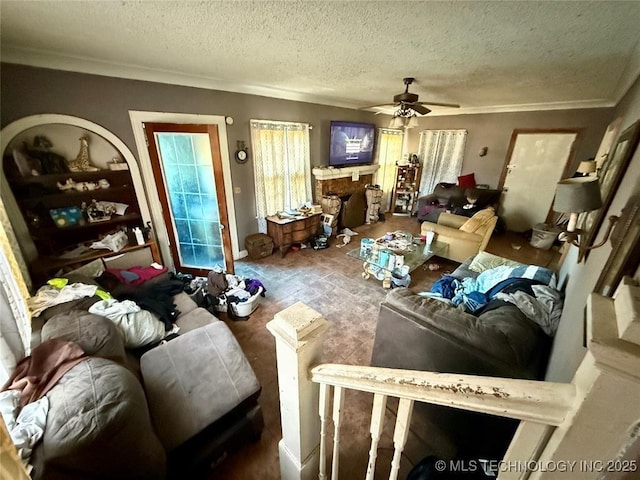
<box><xmin>267</xmin><ymin>302</ymin><xmax>330</xmax><ymax>480</ymax></box>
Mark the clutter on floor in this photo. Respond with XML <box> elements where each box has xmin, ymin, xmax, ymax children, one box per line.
<box><xmin>335</xmin><ymin>227</ymin><xmax>359</xmax><ymax>248</ymax></box>
<box><xmin>365</xmin><ymin>184</ymin><xmax>383</xmax><ymax>224</ymax></box>
<box><xmin>196</xmin><ymin>270</ymin><xmax>267</xmax><ymax>320</ymax></box>
<box><xmin>244</xmin><ymin>233</ymin><xmax>274</xmax><ymax>259</ymax></box>
<box><xmin>311</xmin><ymin>234</ymin><xmax>329</xmax><ymax>250</ymax></box>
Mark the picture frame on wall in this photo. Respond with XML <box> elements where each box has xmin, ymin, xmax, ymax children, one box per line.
<box><xmin>579</xmin><ymin>119</ymin><xmax>640</xmax><ymax>260</ymax></box>
<box><xmin>594</xmin><ymin>193</ymin><xmax>640</xmax><ymax>297</ymax></box>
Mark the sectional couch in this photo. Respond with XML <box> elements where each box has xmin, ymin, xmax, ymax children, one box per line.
<box><xmin>24</xmin><ymin>286</ymin><xmax>263</xmax><ymax>479</ymax></box>
<box><xmin>416</xmin><ymin>182</ymin><xmax>502</xmax><ymax>223</ymax></box>
<box><xmin>370</xmin><ymin>256</ymin><xmax>554</xmax><ymax>460</ymax></box>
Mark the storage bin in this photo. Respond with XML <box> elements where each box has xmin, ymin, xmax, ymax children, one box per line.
<box><xmin>245</xmin><ymin>233</ymin><xmax>274</xmax><ymax>259</ymax></box>
<box><xmin>229</xmin><ymin>287</ymin><xmax>263</xmax><ymax>317</ymax></box>
<box><xmin>360</xmin><ymin>238</ymin><xmax>375</xmax><ymax>257</ymax></box>
<box><xmin>530</xmin><ymin>223</ymin><xmax>561</xmax><ymax>250</ymax></box>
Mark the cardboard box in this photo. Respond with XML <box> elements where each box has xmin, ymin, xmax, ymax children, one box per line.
<box><xmin>245</xmin><ymin>233</ymin><xmax>274</xmax><ymax>259</ymax></box>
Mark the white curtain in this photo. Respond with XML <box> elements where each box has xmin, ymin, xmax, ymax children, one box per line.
<box><xmin>418</xmin><ymin>130</ymin><xmax>467</xmax><ymax>195</ymax></box>
<box><xmin>0</xmin><ymin>198</ymin><xmax>32</xmax><ymax>384</ymax></box>
<box><xmin>374</xmin><ymin>128</ymin><xmax>404</xmax><ymax>212</ymax></box>
<box><xmin>250</xmin><ymin>120</ymin><xmax>312</xmax><ymax>233</ymax></box>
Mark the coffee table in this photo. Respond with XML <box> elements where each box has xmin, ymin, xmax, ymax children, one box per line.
<box><xmin>346</xmin><ymin>240</ymin><xmax>449</xmax><ymax>287</ymax></box>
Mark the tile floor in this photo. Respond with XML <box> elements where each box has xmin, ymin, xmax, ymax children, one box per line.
<box><xmin>207</xmin><ymin>215</ymin><xmax>559</xmax><ymax>479</ymax></box>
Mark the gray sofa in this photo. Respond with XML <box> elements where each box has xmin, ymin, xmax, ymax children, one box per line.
<box><xmin>370</xmin><ymin>260</ymin><xmax>552</xmax><ymax>460</ymax></box>
<box><xmin>416</xmin><ymin>182</ymin><xmax>502</xmax><ymax>222</ymax></box>
<box><xmin>29</xmin><ymin>290</ymin><xmax>263</xmax><ymax>480</ymax></box>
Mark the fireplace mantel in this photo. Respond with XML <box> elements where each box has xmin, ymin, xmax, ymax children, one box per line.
<box><xmin>312</xmin><ymin>165</ymin><xmax>379</xmax><ymax>181</ymax></box>
<box><xmin>312</xmin><ymin>165</ymin><xmax>379</xmax><ymax>201</ymax></box>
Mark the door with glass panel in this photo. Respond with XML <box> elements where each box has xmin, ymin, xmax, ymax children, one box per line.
<box><xmin>144</xmin><ymin>123</ymin><xmax>233</xmax><ymax>276</ymax></box>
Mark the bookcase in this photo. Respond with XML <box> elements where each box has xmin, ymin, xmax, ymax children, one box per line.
<box><xmin>391</xmin><ymin>165</ymin><xmax>422</xmax><ymax>216</ymax></box>
<box><xmin>2</xmin><ymin>123</ymin><xmax>159</xmax><ymax>285</ymax></box>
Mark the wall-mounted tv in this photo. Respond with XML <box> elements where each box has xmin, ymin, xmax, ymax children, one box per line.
<box><xmin>329</xmin><ymin>121</ymin><xmax>376</xmax><ymax>167</ymax></box>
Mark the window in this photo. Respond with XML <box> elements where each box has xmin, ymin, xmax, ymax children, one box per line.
<box><xmin>250</xmin><ymin>120</ymin><xmax>311</xmax><ymax>232</ymax></box>
<box><xmin>418</xmin><ymin>129</ymin><xmax>467</xmax><ymax>195</ymax></box>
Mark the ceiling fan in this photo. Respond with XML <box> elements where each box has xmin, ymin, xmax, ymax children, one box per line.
<box><xmin>360</xmin><ymin>77</ymin><xmax>460</xmax><ymax>116</ymax></box>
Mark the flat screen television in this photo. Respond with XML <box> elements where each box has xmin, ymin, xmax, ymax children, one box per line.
<box><xmin>329</xmin><ymin>121</ymin><xmax>376</xmax><ymax>167</ymax></box>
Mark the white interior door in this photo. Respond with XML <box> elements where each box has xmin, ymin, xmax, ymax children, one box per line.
<box><xmin>500</xmin><ymin>131</ymin><xmax>578</xmax><ymax>232</ymax></box>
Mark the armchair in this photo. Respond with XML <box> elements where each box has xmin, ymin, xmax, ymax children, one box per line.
<box><xmin>421</xmin><ymin>208</ymin><xmax>497</xmax><ymax>263</ymax></box>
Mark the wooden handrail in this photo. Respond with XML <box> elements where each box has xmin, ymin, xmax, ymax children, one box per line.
<box><xmin>311</xmin><ymin>364</ymin><xmax>575</xmax><ymax>426</ymax></box>
<box><xmin>269</xmin><ymin>291</ymin><xmax>640</xmax><ymax>480</ymax></box>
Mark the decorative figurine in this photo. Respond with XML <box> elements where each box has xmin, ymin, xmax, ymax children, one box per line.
<box><xmin>26</xmin><ymin>136</ymin><xmax>70</xmax><ymax>175</ymax></box>
<box><xmin>83</xmin><ymin>199</ymin><xmax>116</xmax><ymax>223</ymax></box>
<box><xmin>67</xmin><ymin>136</ymin><xmax>99</xmax><ymax>172</ymax></box>
<box><xmin>56</xmin><ymin>178</ymin><xmax>110</xmax><ymax>192</ymax></box>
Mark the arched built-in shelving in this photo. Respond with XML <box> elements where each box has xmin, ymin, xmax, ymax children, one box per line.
<box><xmin>1</xmin><ymin>114</ymin><xmax>158</xmax><ymax>285</ymax></box>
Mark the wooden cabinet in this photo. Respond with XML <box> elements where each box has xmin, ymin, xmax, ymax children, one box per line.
<box><xmin>266</xmin><ymin>213</ymin><xmax>322</xmax><ymax>257</ymax></box>
<box><xmin>391</xmin><ymin>165</ymin><xmax>422</xmax><ymax>216</ymax></box>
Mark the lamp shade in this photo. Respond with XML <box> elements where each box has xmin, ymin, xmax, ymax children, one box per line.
<box><xmin>407</xmin><ymin>116</ymin><xmax>419</xmax><ymax>128</ymax></box>
<box><xmin>553</xmin><ymin>178</ymin><xmax>602</xmax><ymax>213</ymax></box>
<box><xmin>576</xmin><ymin>160</ymin><xmax>597</xmax><ymax>174</ymax></box>
<box><xmin>389</xmin><ymin>116</ymin><xmax>404</xmax><ymax>129</ymax></box>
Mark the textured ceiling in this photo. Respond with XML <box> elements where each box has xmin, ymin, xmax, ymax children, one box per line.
<box><xmin>2</xmin><ymin>1</ymin><xmax>640</xmax><ymax>115</ymax></box>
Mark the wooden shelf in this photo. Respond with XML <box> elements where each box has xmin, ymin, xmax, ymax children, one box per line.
<box><xmin>29</xmin><ymin>240</ymin><xmax>161</xmax><ymax>286</ymax></box>
<box><xmin>32</xmin><ymin>212</ymin><xmax>141</xmax><ymax>235</ymax></box>
<box><xmin>3</xmin><ymin>129</ymin><xmax>149</xmax><ymax>275</ymax></box>
<box><xmin>9</xmin><ymin>169</ymin><xmax>130</xmax><ymax>185</ymax></box>
<box><xmin>391</xmin><ymin>165</ymin><xmax>422</xmax><ymax>216</ymax></box>
<box><xmin>32</xmin><ymin>240</ymin><xmax>159</xmax><ymax>273</ymax></box>
<box><xmin>18</xmin><ymin>186</ymin><xmax>133</xmax><ymax>209</ymax></box>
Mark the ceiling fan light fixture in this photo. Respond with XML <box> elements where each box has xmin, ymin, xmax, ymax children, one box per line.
<box><xmin>358</xmin><ymin>78</ymin><xmax>460</xmax><ymax>116</ymax></box>
<box><xmin>389</xmin><ymin>116</ymin><xmax>404</xmax><ymax>128</ymax></box>
<box><xmin>407</xmin><ymin>115</ymin><xmax>419</xmax><ymax>128</ymax></box>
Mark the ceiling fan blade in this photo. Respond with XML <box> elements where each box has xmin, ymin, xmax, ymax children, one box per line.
<box><xmin>411</xmin><ymin>104</ymin><xmax>432</xmax><ymax>115</ymax></box>
<box><xmin>358</xmin><ymin>103</ymin><xmax>399</xmax><ymax>110</ymax></box>
<box><xmin>418</xmin><ymin>101</ymin><xmax>461</xmax><ymax>108</ymax></box>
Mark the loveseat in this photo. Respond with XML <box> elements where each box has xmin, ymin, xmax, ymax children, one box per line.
<box><xmin>416</xmin><ymin>182</ymin><xmax>502</xmax><ymax>223</ymax></box>
<box><xmin>12</xmin><ymin>280</ymin><xmax>263</xmax><ymax>479</ymax></box>
<box><xmin>370</xmin><ymin>253</ymin><xmax>556</xmax><ymax>460</ymax></box>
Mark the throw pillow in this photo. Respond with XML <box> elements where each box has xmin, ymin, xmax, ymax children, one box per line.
<box><xmin>468</xmin><ymin>251</ymin><xmax>525</xmax><ymax>273</ymax></box>
<box><xmin>458</xmin><ymin>173</ymin><xmax>476</xmax><ymax>189</ymax></box>
<box><xmin>459</xmin><ymin>207</ymin><xmax>495</xmax><ymax>233</ymax></box>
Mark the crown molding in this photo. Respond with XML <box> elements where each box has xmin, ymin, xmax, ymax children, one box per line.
<box><xmin>1</xmin><ymin>45</ymin><xmax>619</xmax><ymax>116</ymax></box>
<box><xmin>1</xmin><ymin>45</ymin><xmax>363</xmax><ymax>110</ymax></box>
<box><xmin>424</xmin><ymin>100</ymin><xmax>616</xmax><ymax>117</ymax></box>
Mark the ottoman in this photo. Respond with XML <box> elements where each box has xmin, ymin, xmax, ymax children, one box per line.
<box><xmin>140</xmin><ymin>321</ymin><xmax>263</xmax><ymax>474</ymax></box>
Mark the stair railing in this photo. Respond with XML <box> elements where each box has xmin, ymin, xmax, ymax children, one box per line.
<box><xmin>267</xmin><ymin>285</ymin><xmax>640</xmax><ymax>480</ymax></box>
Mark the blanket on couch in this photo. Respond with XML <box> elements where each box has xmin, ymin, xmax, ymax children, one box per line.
<box><xmin>428</xmin><ymin>264</ymin><xmax>562</xmax><ymax>334</ymax></box>
<box><xmin>2</xmin><ymin>339</ymin><xmax>87</xmax><ymax>407</ymax></box>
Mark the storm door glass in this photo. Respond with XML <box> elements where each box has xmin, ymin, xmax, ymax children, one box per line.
<box><xmin>155</xmin><ymin>132</ymin><xmax>224</xmax><ymax>270</ymax></box>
